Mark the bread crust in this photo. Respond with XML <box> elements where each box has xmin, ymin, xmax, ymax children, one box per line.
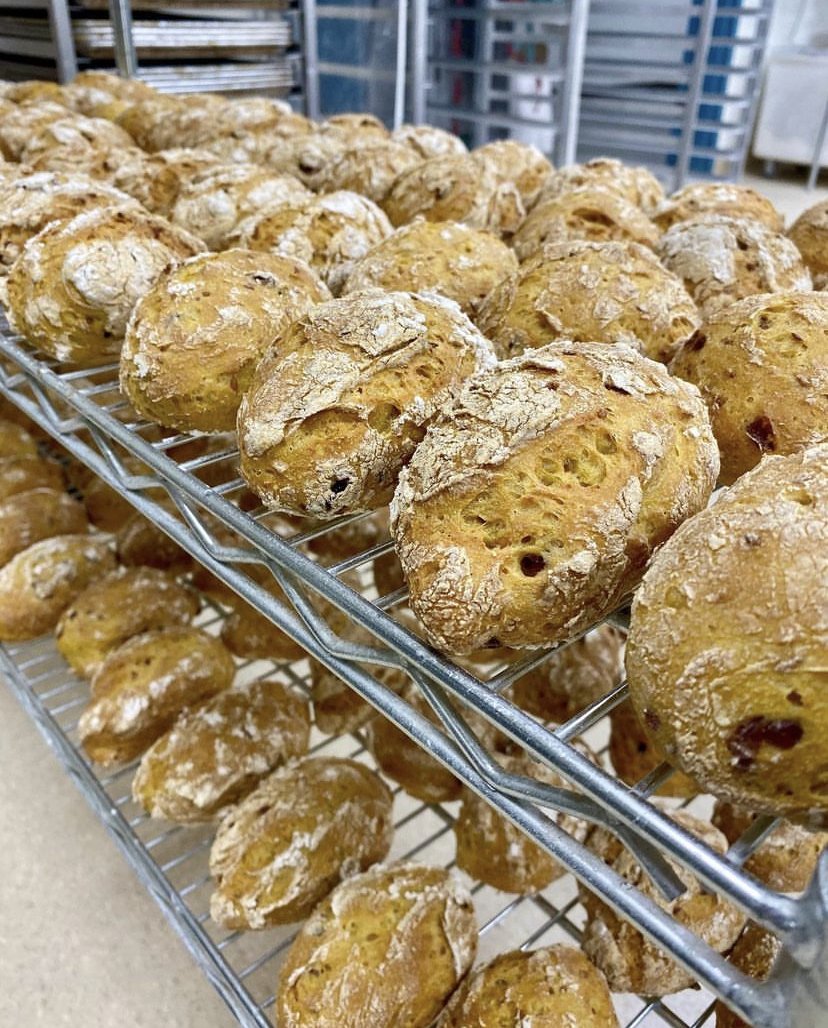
<box><xmin>789</xmin><ymin>198</ymin><xmax>828</xmax><ymax>288</ymax></box>
<box><xmin>474</xmin><ymin>139</ymin><xmax>553</xmax><ymax>207</ymax></box>
<box><xmin>0</xmin><ymin>487</ymin><xmax>87</xmax><ymax>568</ymax></box>
<box><xmin>654</xmin><ymin>182</ymin><xmax>784</xmax><ymax>232</ymax></box>
<box><xmin>534</xmin><ymin>158</ymin><xmax>664</xmax><ymax>214</ymax></box>
<box><xmin>391</xmin><ymin>123</ymin><xmax>468</xmax><ymax>160</ymax></box>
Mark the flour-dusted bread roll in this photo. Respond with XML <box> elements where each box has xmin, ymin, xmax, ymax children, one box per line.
<box><xmin>321</xmin><ymin>112</ymin><xmax>390</xmax><ymax>139</ymax></box>
<box><xmin>238</xmin><ymin>290</ymin><xmax>496</xmax><ymax>518</ymax></box>
<box><xmin>789</xmin><ymin>198</ymin><xmax>828</xmax><ymax>288</ymax></box>
<box><xmin>582</xmin><ymin>811</ymin><xmax>746</xmax><ymax>995</ymax></box>
<box><xmin>343</xmin><ymin>219</ymin><xmax>517</xmax><ymax>319</ymax></box>
<box><xmin>133</xmin><ymin>678</ymin><xmax>311</xmax><ymax>823</ymax></box>
<box><xmin>608</xmin><ymin>701</ymin><xmax>698</xmax><ymax>798</ymax></box>
<box><xmin>0</xmin><ymin>534</ymin><xmax>114</xmax><ymax>641</ymax></box>
<box><xmin>0</xmin><ymin>100</ymin><xmax>72</xmax><ymax>159</ymax></box>
<box><xmin>116</xmin><ymin>93</ymin><xmax>230</xmax><ymax>152</ymax></box>
<box><xmin>479</xmin><ymin>239</ymin><xmax>699</xmax><ymax>363</ymax></box>
<box><xmin>0</xmin><ymin>418</ymin><xmax>37</xmax><ymax>458</ymax></box>
<box><xmin>56</xmin><ymin>566</ymin><xmax>199</xmax><ymax>678</ymax></box>
<box><xmin>65</xmin><ymin>69</ymin><xmax>157</xmax><ymax>114</ymax></box>
<box><xmin>319</xmin><ymin>141</ymin><xmax>422</xmax><ymax>203</ymax></box>
<box><xmin>6</xmin><ymin>205</ymin><xmax>204</xmax><ymax>367</ymax></box>
<box><xmin>671</xmin><ymin>292</ymin><xmax>828</xmax><ymax>484</ymax></box>
<box><xmin>263</xmin><ymin>129</ymin><xmax>353</xmax><ymax>191</ymax></box>
<box><xmin>20</xmin><ymin>113</ymin><xmax>135</xmax><ymax>166</ymax></box>
<box><xmin>236</xmin><ymin>190</ymin><xmax>392</xmax><ymax>294</ymax></box>
<box><xmin>391</xmin><ymin>123</ymin><xmax>468</xmax><ymax>159</ymax></box>
<box><xmin>455</xmin><ymin>746</ymin><xmax>596</xmax><ymax>893</ymax></box>
<box><xmin>115</xmin><ymin>503</ymin><xmax>193</xmax><ymax>573</ymax></box>
<box><xmin>108</xmin><ymin>147</ymin><xmax>222</xmax><ymax>216</ymax></box>
<box><xmin>170</xmin><ymin>163</ymin><xmax>310</xmax><ymax>250</ymax></box>
<box><xmin>121</xmin><ymin>249</ymin><xmax>330</xmax><ymax>434</ymax></box>
<box><xmin>383</xmin><ymin>153</ymin><xmax>524</xmax><ymax>237</ymax></box>
<box><xmin>80</xmin><ymin>626</ymin><xmax>235</xmax><ymax>765</ymax></box>
<box><xmin>535</xmin><ymin>157</ymin><xmax>664</xmax><ymax>214</ymax></box>
<box><xmin>0</xmin><ymin>454</ymin><xmax>63</xmax><ymax>500</ymax></box>
<box><xmin>714</xmin><ymin>924</ymin><xmax>783</xmax><ymax>1028</ymax></box>
<box><xmin>654</xmin><ymin>182</ymin><xmax>784</xmax><ymax>232</ymax></box>
<box><xmin>626</xmin><ymin>446</ymin><xmax>828</xmax><ymax>827</ymax></box>
<box><xmin>276</xmin><ymin>862</ymin><xmax>477</xmax><ymax>1028</ymax></box>
<box><xmin>474</xmin><ymin>139</ymin><xmax>553</xmax><ymax>208</ymax></box>
<box><xmin>436</xmin><ymin>945</ymin><xmax>619</xmax><ymax>1028</ymax></box>
<box><xmin>391</xmin><ymin>341</ymin><xmax>718</xmax><ymax>654</ymax></box>
<box><xmin>0</xmin><ymin>487</ymin><xmax>87</xmax><ymax>568</ymax></box>
<box><xmin>219</xmin><ymin>572</ymin><xmax>305</xmax><ymax>664</ymax></box>
<box><xmin>657</xmin><ymin>215</ymin><xmax>812</xmax><ymax>317</ymax></box>
<box><xmin>512</xmin><ymin>187</ymin><xmax>659</xmax><ymax>262</ymax></box>
<box><xmin>209</xmin><ymin>756</ymin><xmax>393</xmax><ymax>928</ymax></box>
<box><xmin>712</xmin><ymin>801</ymin><xmax>828</xmax><ymax>892</ymax></box>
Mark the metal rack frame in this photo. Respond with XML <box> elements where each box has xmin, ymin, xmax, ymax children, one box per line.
<box><xmin>1</xmin><ymin>321</ymin><xmax>827</xmax><ymax>1026</ymax></box>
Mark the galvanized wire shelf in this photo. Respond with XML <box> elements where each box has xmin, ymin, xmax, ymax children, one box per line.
<box><xmin>1</xmin><ymin>319</ymin><xmax>827</xmax><ymax>1027</ymax></box>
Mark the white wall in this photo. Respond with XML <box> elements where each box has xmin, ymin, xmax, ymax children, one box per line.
<box><xmin>767</xmin><ymin>0</ymin><xmax>828</xmax><ymax>50</ymax></box>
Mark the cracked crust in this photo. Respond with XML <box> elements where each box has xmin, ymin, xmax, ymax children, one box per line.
<box><xmin>654</xmin><ymin>182</ymin><xmax>784</xmax><ymax>232</ymax></box>
<box><xmin>0</xmin><ymin>487</ymin><xmax>87</xmax><ymax>569</ymax></box>
<box><xmin>391</xmin><ymin>123</ymin><xmax>468</xmax><ymax>160</ymax></box>
<box><xmin>390</xmin><ymin>341</ymin><xmax>718</xmax><ymax>654</ymax></box>
<box><xmin>0</xmin><ymin>100</ymin><xmax>74</xmax><ymax>159</ymax></box>
<box><xmin>474</xmin><ymin>139</ymin><xmax>554</xmax><ymax>207</ymax></box>
<box><xmin>535</xmin><ymin>157</ymin><xmax>665</xmax><ymax>215</ymax></box>
<box><xmin>318</xmin><ymin>141</ymin><xmax>422</xmax><ymax>203</ymax></box>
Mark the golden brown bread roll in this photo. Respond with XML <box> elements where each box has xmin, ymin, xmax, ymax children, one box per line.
<box><xmin>236</xmin><ymin>190</ymin><xmax>393</xmax><ymax>294</ymax></box>
<box><xmin>788</xmin><ymin>198</ymin><xmax>828</xmax><ymax>288</ymax></box>
<box><xmin>4</xmin><ymin>81</ymin><xmax>70</xmax><ymax>106</ymax></box>
<box><xmin>534</xmin><ymin>157</ymin><xmax>664</xmax><ymax>214</ymax></box>
<box><xmin>65</xmin><ymin>70</ymin><xmax>157</xmax><ymax>115</ymax></box>
<box><xmin>219</xmin><ymin>580</ymin><xmax>305</xmax><ymax>664</ymax></box>
<box><xmin>80</xmin><ymin>626</ymin><xmax>235</xmax><ymax>765</ymax></box>
<box><xmin>321</xmin><ymin>112</ymin><xmax>389</xmax><ymax>139</ymax></box>
<box><xmin>20</xmin><ymin>113</ymin><xmax>135</xmax><ymax>167</ymax></box>
<box><xmin>582</xmin><ymin>811</ymin><xmax>746</xmax><ymax>994</ymax></box>
<box><xmin>209</xmin><ymin>756</ymin><xmax>393</xmax><ymax>928</ymax></box>
<box><xmin>104</xmin><ymin>147</ymin><xmax>221</xmax><ymax>216</ymax></box>
<box><xmin>133</xmin><ymin>678</ymin><xmax>311</xmax><ymax>823</ymax></box>
<box><xmin>436</xmin><ymin>945</ymin><xmax>619</xmax><ymax>1028</ymax></box>
<box><xmin>714</xmin><ymin>924</ymin><xmax>783</xmax><ymax>1028</ymax></box>
<box><xmin>6</xmin><ymin>205</ymin><xmax>204</xmax><ymax>367</ymax></box>
<box><xmin>115</xmin><ymin>94</ymin><xmax>226</xmax><ymax>152</ymax></box>
<box><xmin>608</xmin><ymin>701</ymin><xmax>698</xmax><ymax>798</ymax></box>
<box><xmin>0</xmin><ymin>487</ymin><xmax>86</xmax><ymax>568</ymax></box>
<box><xmin>342</xmin><ymin>219</ymin><xmax>518</xmax><ymax>319</ymax></box>
<box><xmin>0</xmin><ymin>418</ymin><xmax>37</xmax><ymax>458</ymax></box>
<box><xmin>479</xmin><ymin>239</ymin><xmax>699</xmax><ymax>363</ymax></box>
<box><xmin>671</xmin><ymin>292</ymin><xmax>828</xmax><ymax>484</ymax></box>
<box><xmin>237</xmin><ymin>290</ymin><xmax>496</xmax><ymax>519</ymax></box>
<box><xmin>626</xmin><ymin>446</ymin><xmax>828</xmax><ymax>827</ymax></box>
<box><xmin>319</xmin><ymin>141</ymin><xmax>422</xmax><ymax>203</ymax></box>
<box><xmin>0</xmin><ymin>534</ymin><xmax>114</xmax><ymax>641</ymax></box>
<box><xmin>0</xmin><ymin>454</ymin><xmax>63</xmax><ymax>500</ymax></box>
<box><xmin>115</xmin><ymin>504</ymin><xmax>193</xmax><ymax>573</ymax></box>
<box><xmin>120</xmin><ymin>249</ymin><xmax>330</xmax><ymax>434</ymax></box>
<box><xmin>391</xmin><ymin>341</ymin><xmax>718</xmax><ymax>654</ymax></box>
<box><xmin>657</xmin><ymin>214</ymin><xmax>812</xmax><ymax>318</ymax></box>
<box><xmin>0</xmin><ymin>100</ymin><xmax>72</xmax><ymax>159</ymax></box>
<box><xmin>276</xmin><ymin>862</ymin><xmax>477</xmax><ymax>1028</ymax></box>
<box><xmin>391</xmin><ymin>123</ymin><xmax>468</xmax><ymax>159</ymax></box>
<box><xmin>262</xmin><ymin>129</ymin><xmax>353</xmax><ymax>191</ymax></box>
<box><xmin>512</xmin><ymin>187</ymin><xmax>659</xmax><ymax>262</ymax></box>
<box><xmin>653</xmin><ymin>182</ymin><xmax>784</xmax><ymax>232</ymax></box>
<box><xmin>55</xmin><ymin>566</ymin><xmax>199</xmax><ymax>678</ymax></box>
<box><xmin>474</xmin><ymin>139</ymin><xmax>553</xmax><ymax>207</ymax></box>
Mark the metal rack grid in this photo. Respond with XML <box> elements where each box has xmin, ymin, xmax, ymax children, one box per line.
<box><xmin>0</xmin><ymin>321</ymin><xmax>827</xmax><ymax>1026</ymax></box>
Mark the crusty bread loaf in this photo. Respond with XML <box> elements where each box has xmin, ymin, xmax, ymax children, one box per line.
<box><xmin>534</xmin><ymin>157</ymin><xmax>664</xmax><ymax>214</ymax></box>
<box><xmin>343</xmin><ymin>219</ymin><xmax>517</xmax><ymax>319</ymax></box>
<box><xmin>238</xmin><ymin>290</ymin><xmax>496</xmax><ymax>519</ymax></box>
<box><xmin>0</xmin><ymin>418</ymin><xmax>38</xmax><ymax>458</ymax></box>
<box><xmin>788</xmin><ymin>198</ymin><xmax>828</xmax><ymax>288</ymax></box>
<box><xmin>107</xmin><ymin>147</ymin><xmax>221</xmax><ymax>216</ymax></box>
<box><xmin>479</xmin><ymin>239</ymin><xmax>699</xmax><ymax>363</ymax></box>
<box><xmin>318</xmin><ymin>141</ymin><xmax>422</xmax><ymax>203</ymax></box>
<box><xmin>657</xmin><ymin>214</ymin><xmax>812</xmax><ymax>317</ymax></box>
<box><xmin>626</xmin><ymin>446</ymin><xmax>828</xmax><ymax>827</ymax></box>
<box><xmin>714</xmin><ymin>924</ymin><xmax>783</xmax><ymax>1028</ymax></box>
<box><xmin>654</xmin><ymin>182</ymin><xmax>784</xmax><ymax>232</ymax></box>
<box><xmin>582</xmin><ymin>811</ymin><xmax>745</xmax><ymax>995</ymax></box>
<box><xmin>474</xmin><ymin>139</ymin><xmax>553</xmax><ymax>207</ymax></box>
<box><xmin>0</xmin><ymin>454</ymin><xmax>63</xmax><ymax>500</ymax></box>
<box><xmin>121</xmin><ymin>249</ymin><xmax>330</xmax><ymax>434</ymax></box>
<box><xmin>56</xmin><ymin>566</ymin><xmax>198</xmax><ymax>678</ymax></box>
<box><xmin>671</xmin><ymin>291</ymin><xmax>828</xmax><ymax>484</ymax></box>
<box><xmin>391</xmin><ymin>341</ymin><xmax>718</xmax><ymax>654</ymax></box>
<box><xmin>209</xmin><ymin>756</ymin><xmax>393</xmax><ymax>928</ymax></box>
<box><xmin>391</xmin><ymin>123</ymin><xmax>468</xmax><ymax>160</ymax></box>
<box><xmin>436</xmin><ymin>945</ymin><xmax>618</xmax><ymax>1027</ymax></box>
<box><xmin>0</xmin><ymin>487</ymin><xmax>87</xmax><ymax>568</ymax></box>
<box><xmin>262</xmin><ymin>129</ymin><xmax>352</xmax><ymax>191</ymax></box>
<box><xmin>608</xmin><ymin>701</ymin><xmax>698</xmax><ymax>798</ymax></box>
<box><xmin>133</xmin><ymin>678</ymin><xmax>311</xmax><ymax>823</ymax></box>
<box><xmin>0</xmin><ymin>101</ymin><xmax>73</xmax><ymax>159</ymax></box>
<box><xmin>20</xmin><ymin>113</ymin><xmax>134</xmax><ymax>167</ymax></box>
<box><xmin>276</xmin><ymin>862</ymin><xmax>477</xmax><ymax>1028</ymax></box>
<box><xmin>116</xmin><ymin>93</ymin><xmax>228</xmax><ymax>152</ymax></box>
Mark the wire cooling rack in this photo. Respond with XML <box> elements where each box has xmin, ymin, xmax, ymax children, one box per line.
<box><xmin>1</xmin><ymin>321</ymin><xmax>827</xmax><ymax>1026</ymax></box>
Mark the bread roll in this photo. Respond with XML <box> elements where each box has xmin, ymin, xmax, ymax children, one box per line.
<box><xmin>20</xmin><ymin>114</ymin><xmax>134</xmax><ymax>165</ymax></box>
<box><xmin>654</xmin><ymin>183</ymin><xmax>784</xmax><ymax>232</ymax></box>
<box><xmin>238</xmin><ymin>290</ymin><xmax>496</xmax><ymax>518</ymax></box>
<box><xmin>0</xmin><ymin>487</ymin><xmax>86</xmax><ymax>568</ymax></box>
<box><xmin>712</xmin><ymin>800</ymin><xmax>827</xmax><ymax>892</ymax></box>
<box><xmin>626</xmin><ymin>446</ymin><xmax>828</xmax><ymax>827</ymax></box>
<box><xmin>133</xmin><ymin>678</ymin><xmax>311</xmax><ymax>823</ymax></box>
<box><xmin>65</xmin><ymin>70</ymin><xmax>156</xmax><ymax>114</ymax></box>
<box><xmin>479</xmin><ymin>239</ymin><xmax>699</xmax><ymax>363</ymax></box>
<box><xmin>80</xmin><ymin>626</ymin><xmax>235</xmax><ymax>765</ymax></box>
<box><xmin>582</xmin><ymin>811</ymin><xmax>746</xmax><ymax>994</ymax></box>
<box><xmin>391</xmin><ymin>123</ymin><xmax>468</xmax><ymax>159</ymax></box>
<box><xmin>263</xmin><ymin>130</ymin><xmax>353</xmax><ymax>191</ymax></box>
<box><xmin>6</xmin><ymin>205</ymin><xmax>204</xmax><ymax>367</ymax></box>
<box><xmin>82</xmin><ymin>458</ymin><xmax>157</xmax><ymax>531</ymax></box>
<box><xmin>608</xmin><ymin>701</ymin><xmax>698</xmax><ymax>798</ymax></box>
<box><xmin>788</xmin><ymin>198</ymin><xmax>828</xmax><ymax>288</ymax></box>
<box><xmin>0</xmin><ymin>454</ymin><xmax>63</xmax><ymax>500</ymax></box>
<box><xmin>319</xmin><ymin>141</ymin><xmax>422</xmax><ymax>203</ymax></box>
<box><xmin>236</xmin><ymin>191</ymin><xmax>392</xmax><ymax>294</ymax></box>
<box><xmin>343</xmin><ymin>219</ymin><xmax>517</xmax><ymax>319</ymax></box>
<box><xmin>474</xmin><ymin>139</ymin><xmax>553</xmax><ymax>207</ymax></box>
<box><xmin>321</xmin><ymin>113</ymin><xmax>389</xmax><ymax>140</ymax></box>
<box><xmin>391</xmin><ymin>342</ymin><xmax>718</xmax><ymax>654</ymax></box>
<box><xmin>0</xmin><ymin>100</ymin><xmax>72</xmax><ymax>159</ymax></box>
<box><xmin>714</xmin><ymin>924</ymin><xmax>782</xmax><ymax>1028</ymax></box>
<box><xmin>121</xmin><ymin>249</ymin><xmax>330</xmax><ymax>434</ymax></box>
<box><xmin>657</xmin><ymin>215</ymin><xmax>812</xmax><ymax>317</ymax></box>
<box><xmin>4</xmin><ymin>81</ymin><xmax>70</xmax><ymax>106</ymax></box>
<box><xmin>0</xmin><ymin>534</ymin><xmax>114</xmax><ymax>641</ymax></box>
<box><xmin>436</xmin><ymin>945</ymin><xmax>618</xmax><ymax>1028</ymax></box>
<box><xmin>382</xmin><ymin>154</ymin><xmax>524</xmax><ymax>237</ymax></box>
<box><xmin>56</xmin><ymin>567</ymin><xmax>198</xmax><ymax>678</ymax></box>
<box><xmin>115</xmin><ymin>505</ymin><xmax>193</xmax><ymax>573</ymax></box>
<box><xmin>512</xmin><ymin>187</ymin><xmax>659</xmax><ymax>262</ymax></box>
<box><xmin>209</xmin><ymin>756</ymin><xmax>393</xmax><ymax>928</ymax></box>
<box><xmin>671</xmin><ymin>292</ymin><xmax>828</xmax><ymax>484</ymax></box>
<box><xmin>170</xmin><ymin>164</ymin><xmax>310</xmax><ymax>250</ymax></box>
<box><xmin>373</xmin><ymin>547</ymin><xmax>406</xmax><ymax>598</ymax></box>
<box><xmin>116</xmin><ymin>94</ymin><xmax>226</xmax><ymax>152</ymax></box>
<box><xmin>107</xmin><ymin>147</ymin><xmax>221</xmax><ymax>216</ymax></box>
<box><xmin>276</xmin><ymin>863</ymin><xmax>476</xmax><ymax>1028</ymax></box>
<box><xmin>535</xmin><ymin>157</ymin><xmax>664</xmax><ymax>214</ymax></box>
<box><xmin>219</xmin><ymin>581</ymin><xmax>305</xmax><ymax>664</ymax></box>
<box><xmin>0</xmin><ymin>418</ymin><xmax>37</xmax><ymax>458</ymax></box>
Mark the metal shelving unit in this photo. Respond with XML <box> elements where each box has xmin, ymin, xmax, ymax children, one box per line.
<box><xmin>2</xmin><ymin>316</ymin><xmax>828</xmax><ymax>1027</ymax></box>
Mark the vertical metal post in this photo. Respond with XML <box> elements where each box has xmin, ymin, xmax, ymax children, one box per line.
<box><xmin>107</xmin><ymin>0</ymin><xmax>138</xmax><ymax>78</ymax></box>
<box><xmin>558</xmin><ymin>0</ymin><xmax>589</xmax><ymax>166</ymax></box>
<box><xmin>301</xmin><ymin>0</ymin><xmax>321</xmax><ymax>119</ymax></box>
<box><xmin>736</xmin><ymin>0</ymin><xmax>773</xmax><ymax>183</ymax></box>
<box><xmin>675</xmin><ymin>0</ymin><xmax>718</xmax><ymax>190</ymax></box>
<box><xmin>410</xmin><ymin>0</ymin><xmax>428</xmax><ymax>123</ymax></box>
<box><xmin>394</xmin><ymin>0</ymin><xmax>409</xmax><ymax>128</ymax></box>
<box><xmin>807</xmin><ymin>89</ymin><xmax>828</xmax><ymax>190</ymax></box>
<box><xmin>46</xmin><ymin>0</ymin><xmax>77</xmax><ymax>82</ymax></box>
